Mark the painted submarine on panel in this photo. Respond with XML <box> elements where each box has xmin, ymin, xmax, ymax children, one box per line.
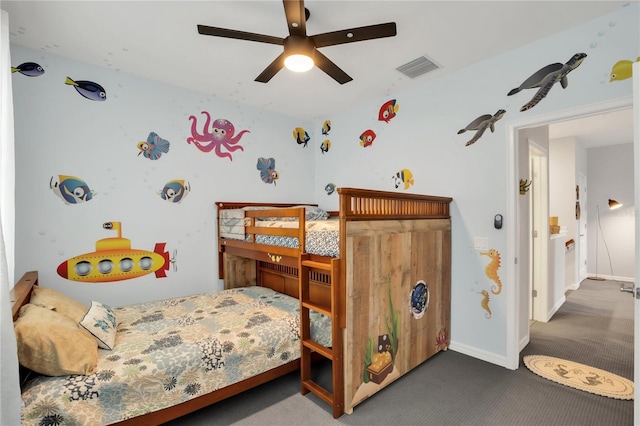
<box><xmin>57</xmin><ymin>221</ymin><xmax>172</xmax><ymax>283</ymax></box>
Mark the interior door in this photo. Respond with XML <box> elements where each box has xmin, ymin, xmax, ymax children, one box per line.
<box><xmin>632</xmin><ymin>61</ymin><xmax>639</xmax><ymax>424</ymax></box>
<box><xmin>578</xmin><ymin>173</ymin><xmax>587</xmax><ymax>283</ymax></box>
<box><xmin>529</xmin><ymin>143</ymin><xmax>548</xmax><ymax>322</ymax></box>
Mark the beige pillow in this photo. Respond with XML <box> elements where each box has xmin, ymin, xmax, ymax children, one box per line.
<box><xmin>30</xmin><ymin>286</ymin><xmax>88</xmax><ymax>323</ymax></box>
<box><xmin>14</xmin><ymin>303</ymin><xmax>98</xmax><ymax>376</ymax></box>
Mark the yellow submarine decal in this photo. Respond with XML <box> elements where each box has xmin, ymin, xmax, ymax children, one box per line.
<box><xmin>57</xmin><ymin>221</ymin><xmax>172</xmax><ymax>283</ymax></box>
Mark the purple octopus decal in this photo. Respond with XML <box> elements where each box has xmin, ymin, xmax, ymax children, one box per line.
<box><xmin>187</xmin><ymin>111</ymin><xmax>250</xmax><ymax>161</ymax></box>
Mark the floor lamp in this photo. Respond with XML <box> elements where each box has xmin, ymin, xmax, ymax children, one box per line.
<box><xmin>588</xmin><ymin>198</ymin><xmax>622</xmax><ymax>281</ymax></box>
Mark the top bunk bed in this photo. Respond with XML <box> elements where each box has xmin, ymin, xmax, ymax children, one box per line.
<box><xmin>216</xmin><ymin>187</ymin><xmax>451</xmax><ymax>270</ymax></box>
<box><xmin>216</xmin><ymin>187</ymin><xmax>453</xmax><ymax>416</ymax></box>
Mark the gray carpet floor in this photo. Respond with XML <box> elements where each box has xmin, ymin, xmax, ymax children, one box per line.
<box><xmin>166</xmin><ymin>279</ymin><xmax>634</xmax><ymax>425</ymax></box>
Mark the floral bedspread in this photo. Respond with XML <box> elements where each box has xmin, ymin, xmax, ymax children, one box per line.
<box><xmin>21</xmin><ymin>286</ymin><xmax>331</xmax><ymax>425</ymax></box>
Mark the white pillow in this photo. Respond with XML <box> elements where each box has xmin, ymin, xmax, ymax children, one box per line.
<box><xmin>79</xmin><ymin>301</ymin><xmax>118</xmax><ymax>350</ymax></box>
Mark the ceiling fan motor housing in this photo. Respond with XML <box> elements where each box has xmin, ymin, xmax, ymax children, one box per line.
<box><xmin>284</xmin><ymin>35</ymin><xmax>316</xmax><ymax>58</ymax></box>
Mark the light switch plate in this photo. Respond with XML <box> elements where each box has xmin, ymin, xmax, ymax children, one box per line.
<box><xmin>474</xmin><ymin>237</ymin><xmax>488</xmax><ymax>251</ymax></box>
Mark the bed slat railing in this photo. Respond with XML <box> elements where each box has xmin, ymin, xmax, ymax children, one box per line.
<box><xmin>11</xmin><ymin>271</ymin><xmax>38</xmax><ymax>321</ymax></box>
<box><xmin>338</xmin><ymin>187</ymin><xmax>451</xmax><ymax>220</ymax></box>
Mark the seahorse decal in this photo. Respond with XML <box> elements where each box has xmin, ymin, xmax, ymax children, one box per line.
<box><xmin>481</xmin><ymin>249</ymin><xmax>502</xmax><ymax>295</ymax></box>
<box><xmin>480</xmin><ymin>290</ymin><xmax>492</xmax><ymax>319</ymax></box>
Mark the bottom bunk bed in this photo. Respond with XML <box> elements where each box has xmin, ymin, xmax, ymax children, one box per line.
<box><xmin>217</xmin><ymin>187</ymin><xmax>453</xmax><ymax>416</ymax></box>
<box><xmin>11</xmin><ymin>271</ymin><xmax>330</xmax><ymax>425</ymax></box>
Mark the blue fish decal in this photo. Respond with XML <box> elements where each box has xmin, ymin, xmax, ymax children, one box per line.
<box><xmin>325</xmin><ymin>183</ymin><xmax>336</xmax><ymax>195</ymax></box>
<box><xmin>65</xmin><ymin>76</ymin><xmax>106</xmax><ymax>101</ymax></box>
<box><xmin>138</xmin><ymin>132</ymin><xmax>170</xmax><ymax>160</ymax></box>
<box><xmin>293</xmin><ymin>127</ymin><xmax>310</xmax><ymax>147</ymax></box>
<box><xmin>321</xmin><ymin>120</ymin><xmax>331</xmax><ymax>136</ymax></box>
<box><xmin>12</xmin><ymin>62</ymin><xmax>45</xmax><ymax>77</ymax></box>
<box><xmin>159</xmin><ymin>180</ymin><xmax>190</xmax><ymax>203</ymax></box>
<box><xmin>257</xmin><ymin>157</ymin><xmax>279</xmax><ymax>185</ymax></box>
<box><xmin>50</xmin><ymin>175</ymin><xmax>96</xmax><ymax>205</ymax></box>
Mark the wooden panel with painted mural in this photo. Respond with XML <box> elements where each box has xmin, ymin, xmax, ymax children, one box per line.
<box><xmin>343</xmin><ymin>218</ymin><xmax>451</xmax><ymax>412</ymax></box>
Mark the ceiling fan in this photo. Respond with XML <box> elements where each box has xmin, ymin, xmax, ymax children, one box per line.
<box><xmin>197</xmin><ymin>0</ymin><xmax>397</xmax><ymax>84</ymax></box>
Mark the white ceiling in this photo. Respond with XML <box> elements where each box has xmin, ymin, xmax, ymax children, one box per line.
<box><xmin>549</xmin><ymin>107</ymin><xmax>634</xmax><ymax>149</ymax></box>
<box><xmin>2</xmin><ymin>1</ymin><xmax>634</xmax><ymax>145</ymax></box>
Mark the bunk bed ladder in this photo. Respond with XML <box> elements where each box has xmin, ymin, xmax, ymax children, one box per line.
<box><xmin>299</xmin><ymin>255</ymin><xmax>344</xmax><ymax>418</ymax></box>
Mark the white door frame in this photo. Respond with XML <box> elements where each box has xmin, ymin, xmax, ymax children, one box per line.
<box><xmin>631</xmin><ymin>61</ymin><xmax>639</xmax><ymax>426</ymax></box>
<box><xmin>577</xmin><ymin>172</ymin><xmax>588</xmax><ymax>285</ymax></box>
<box><xmin>505</xmin><ymin>96</ymin><xmax>632</xmax><ymax>371</ymax></box>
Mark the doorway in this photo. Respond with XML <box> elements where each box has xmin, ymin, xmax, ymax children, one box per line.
<box><xmin>505</xmin><ymin>97</ymin><xmax>633</xmax><ymax>371</ymax></box>
<box><xmin>529</xmin><ymin>142</ymin><xmax>548</xmax><ymax>322</ymax></box>
<box><xmin>577</xmin><ymin>173</ymin><xmax>587</xmax><ymax>284</ymax></box>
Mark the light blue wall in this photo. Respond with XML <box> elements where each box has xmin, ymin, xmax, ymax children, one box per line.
<box><xmin>10</xmin><ymin>3</ymin><xmax>638</xmax><ymax>366</ymax></box>
<box><xmin>11</xmin><ymin>46</ymin><xmax>315</xmax><ymax>307</ymax></box>
<box><xmin>312</xmin><ymin>4</ymin><xmax>638</xmax><ymax>363</ymax></box>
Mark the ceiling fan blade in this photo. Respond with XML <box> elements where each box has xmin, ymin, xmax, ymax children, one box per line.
<box><xmin>255</xmin><ymin>52</ymin><xmax>286</xmax><ymax>83</ymax></box>
<box><xmin>313</xmin><ymin>50</ymin><xmax>353</xmax><ymax>85</ymax></box>
<box><xmin>283</xmin><ymin>0</ymin><xmax>306</xmax><ymax>37</ymax></box>
<box><xmin>197</xmin><ymin>25</ymin><xmax>284</xmax><ymax>45</ymax></box>
<box><xmin>311</xmin><ymin>22</ymin><xmax>397</xmax><ymax>48</ymax></box>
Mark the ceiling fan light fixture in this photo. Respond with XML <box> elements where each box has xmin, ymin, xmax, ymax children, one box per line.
<box><xmin>283</xmin><ymin>36</ymin><xmax>315</xmax><ymax>73</ymax></box>
<box><xmin>284</xmin><ymin>53</ymin><xmax>314</xmax><ymax>72</ymax></box>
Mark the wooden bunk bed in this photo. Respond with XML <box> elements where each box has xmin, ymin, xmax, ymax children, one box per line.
<box><xmin>217</xmin><ymin>187</ymin><xmax>453</xmax><ymax>416</ymax></box>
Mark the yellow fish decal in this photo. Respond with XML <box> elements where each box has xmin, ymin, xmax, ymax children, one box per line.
<box><xmin>609</xmin><ymin>57</ymin><xmax>639</xmax><ymax>82</ymax></box>
<box><xmin>321</xmin><ymin>120</ymin><xmax>331</xmax><ymax>135</ymax></box>
<box><xmin>293</xmin><ymin>127</ymin><xmax>310</xmax><ymax>147</ymax></box>
<box><xmin>393</xmin><ymin>169</ymin><xmax>414</xmax><ymax>190</ymax></box>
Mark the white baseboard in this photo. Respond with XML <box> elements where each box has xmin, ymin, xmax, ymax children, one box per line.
<box><xmin>567</xmin><ymin>281</ymin><xmax>581</xmax><ymax>291</ymax></box>
<box><xmin>449</xmin><ymin>340</ymin><xmax>509</xmax><ymax>369</ymax></box>
<box><xmin>519</xmin><ymin>333</ymin><xmax>530</xmax><ymax>352</ymax></box>
<box><xmin>585</xmin><ymin>274</ymin><xmax>634</xmax><ymax>283</ymax></box>
<box><xmin>547</xmin><ymin>294</ymin><xmax>566</xmax><ymax>321</ymax></box>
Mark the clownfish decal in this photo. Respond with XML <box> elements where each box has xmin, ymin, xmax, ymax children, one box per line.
<box><xmin>293</xmin><ymin>127</ymin><xmax>310</xmax><ymax>147</ymax></box>
<box><xmin>321</xmin><ymin>120</ymin><xmax>331</xmax><ymax>135</ymax></box>
<box><xmin>359</xmin><ymin>129</ymin><xmax>376</xmax><ymax>148</ymax></box>
<box><xmin>378</xmin><ymin>99</ymin><xmax>399</xmax><ymax>123</ymax></box>
<box><xmin>257</xmin><ymin>157</ymin><xmax>279</xmax><ymax>185</ymax></box>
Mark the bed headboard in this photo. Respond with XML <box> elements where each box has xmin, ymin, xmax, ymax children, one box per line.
<box><xmin>11</xmin><ymin>271</ymin><xmax>38</xmax><ymax>321</ymax></box>
<box><xmin>337</xmin><ymin>187</ymin><xmax>451</xmax><ymax>220</ymax></box>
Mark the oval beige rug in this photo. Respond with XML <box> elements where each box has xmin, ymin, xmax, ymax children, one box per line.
<box><xmin>524</xmin><ymin>355</ymin><xmax>634</xmax><ymax>400</ymax></box>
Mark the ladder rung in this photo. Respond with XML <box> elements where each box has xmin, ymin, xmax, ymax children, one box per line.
<box><xmin>301</xmin><ymin>259</ymin><xmax>332</xmax><ymax>271</ymax></box>
<box><xmin>303</xmin><ymin>339</ymin><xmax>333</xmax><ymax>359</ymax></box>
<box><xmin>302</xmin><ymin>301</ymin><xmax>331</xmax><ymax>317</ymax></box>
<box><xmin>302</xmin><ymin>379</ymin><xmax>333</xmax><ymax>405</ymax></box>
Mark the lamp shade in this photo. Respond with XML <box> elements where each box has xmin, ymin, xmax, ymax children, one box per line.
<box><xmin>608</xmin><ymin>199</ymin><xmax>622</xmax><ymax>210</ymax></box>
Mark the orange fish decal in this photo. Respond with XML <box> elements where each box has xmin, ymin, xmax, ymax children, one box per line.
<box><xmin>359</xmin><ymin>129</ymin><xmax>376</xmax><ymax>147</ymax></box>
<box><xmin>378</xmin><ymin>99</ymin><xmax>399</xmax><ymax>123</ymax></box>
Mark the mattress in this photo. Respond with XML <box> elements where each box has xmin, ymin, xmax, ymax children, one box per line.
<box><xmin>219</xmin><ymin>207</ymin><xmax>339</xmax><ymax>258</ymax></box>
<box><xmin>20</xmin><ymin>286</ymin><xmax>331</xmax><ymax>425</ymax></box>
